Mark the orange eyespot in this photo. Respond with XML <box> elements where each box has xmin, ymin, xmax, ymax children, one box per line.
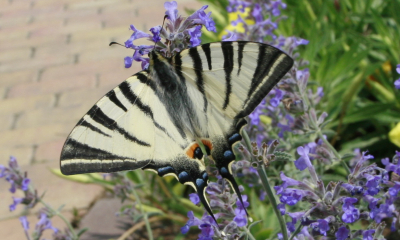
<box><xmin>185</xmin><ymin>139</ymin><xmax>213</xmax><ymax>159</ymax></box>
<box><xmin>186</xmin><ymin>143</ymin><xmax>199</xmax><ymax>159</ymax></box>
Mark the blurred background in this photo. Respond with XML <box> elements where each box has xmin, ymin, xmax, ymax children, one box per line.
<box><xmin>0</xmin><ymin>0</ymin><xmax>201</xmax><ymax>239</ymax></box>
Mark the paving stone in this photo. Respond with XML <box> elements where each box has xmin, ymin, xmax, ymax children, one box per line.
<box><xmin>15</xmin><ymin>105</ymin><xmax>88</xmax><ymax>129</ymax></box>
<box><xmin>0</xmin><ymin>123</ymin><xmax>73</xmax><ymax>149</ymax></box>
<box><xmin>0</xmin><ymin>94</ymin><xmax>55</xmax><ymax>116</ymax></box>
<box><xmin>7</xmin><ymin>73</ymin><xmax>96</xmax><ymax>98</ymax></box>
<box><xmin>0</xmin><ymin>114</ymin><xmax>14</xmax><ymax>132</ymax></box>
<box><xmin>0</xmin><ymin>69</ymin><xmax>36</xmax><ymax>88</ymax></box>
<box><xmin>35</xmin><ymin>139</ymin><xmax>65</xmax><ymax>163</ymax></box>
<box><xmin>79</xmin><ymin>197</ymin><xmax>132</xmax><ymax>240</ymax></box>
<box><xmin>58</xmin><ymin>85</ymin><xmax>118</xmax><ymax>108</ymax></box>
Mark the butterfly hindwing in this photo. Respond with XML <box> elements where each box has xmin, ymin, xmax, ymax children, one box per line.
<box><xmin>174</xmin><ymin>41</ymin><xmax>293</xmax><ymax>215</ymax></box>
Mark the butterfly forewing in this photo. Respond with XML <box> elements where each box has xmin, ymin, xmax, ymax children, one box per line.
<box><xmin>60</xmin><ymin>72</ymin><xmax>157</xmax><ymax>174</ymax></box>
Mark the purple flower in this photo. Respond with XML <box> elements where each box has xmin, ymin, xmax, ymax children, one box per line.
<box><xmin>364</xmin><ymin>174</ymin><xmax>381</xmax><ymax>195</ymax></box>
<box><xmin>164</xmin><ymin>1</ymin><xmax>178</xmax><ymax>21</ymax></box>
<box><xmin>21</xmin><ymin>178</ymin><xmax>30</xmax><ymax>191</ymax></box>
<box><xmin>181</xmin><ymin>211</ymin><xmax>201</xmax><ymax>234</ymax></box>
<box><xmin>233</xmin><ymin>195</ymin><xmax>249</xmax><ymax>227</ymax></box>
<box><xmin>125</xmin><ymin>25</ymin><xmax>152</xmax><ymax>48</ymax></box>
<box><xmin>335</xmin><ymin>226</ymin><xmax>349</xmax><ymax>240</ymax></box>
<box><xmin>270</xmin><ymin>0</ymin><xmax>287</xmax><ymax>16</ymax></box>
<box><xmin>364</xmin><ymin>195</ymin><xmax>380</xmax><ymax>210</ymax></box>
<box><xmin>9</xmin><ymin>156</ymin><xmax>19</xmax><ymax>169</ymax></box>
<box><xmin>0</xmin><ymin>165</ymin><xmax>6</xmax><ymax>178</ymax></box>
<box><xmin>395</xmin><ymin>64</ymin><xmax>400</xmax><ymax>89</ymax></box>
<box><xmin>342</xmin><ymin>207</ymin><xmax>360</xmax><ymax>223</ymax></box>
<box><xmin>391</xmin><ymin>217</ymin><xmax>397</xmax><ymax>231</ymax></box>
<box><xmin>189</xmin><ymin>193</ymin><xmax>200</xmax><ymax>205</ymax></box>
<box><xmin>198</xmin><ymin>223</ymin><xmax>214</xmax><ymax>240</ymax></box>
<box><xmin>274</xmin><ymin>172</ymin><xmax>303</xmax><ymax>195</ymax></box>
<box><xmin>35</xmin><ymin>213</ymin><xmax>58</xmax><ymax>235</ymax></box>
<box><xmin>362</xmin><ymin>229</ymin><xmax>375</xmax><ymax>240</ymax></box>
<box><xmin>187</xmin><ymin>5</ymin><xmax>216</xmax><ymax>32</ymax></box>
<box><xmin>188</xmin><ymin>25</ymin><xmax>202</xmax><ymax>47</ymax></box>
<box><xmin>9</xmin><ymin>197</ymin><xmax>23</xmax><ymax>211</ymax></box>
<box><xmin>342</xmin><ymin>197</ymin><xmax>358</xmax><ymax>211</ymax></box>
<box><xmin>19</xmin><ymin>216</ymin><xmax>29</xmax><ymax>230</ymax></box>
<box><xmin>252</xmin><ymin>4</ymin><xmax>263</xmax><ymax>23</ymax></box>
<box><xmin>382</xmin><ymin>156</ymin><xmax>400</xmax><ymax>175</ymax></box>
<box><xmin>389</xmin><ymin>182</ymin><xmax>400</xmax><ymax>196</ymax></box>
<box><xmin>270</xmin><ymin>89</ymin><xmax>284</xmax><ymax>107</ymax></box>
<box><xmin>233</xmin><ymin>207</ymin><xmax>247</xmax><ymax>227</ymax></box>
<box><xmin>341</xmin><ymin>183</ymin><xmax>364</xmax><ymax>195</ymax></box>
<box><xmin>372</xmin><ymin>202</ymin><xmax>395</xmax><ymax>223</ymax></box>
<box><xmin>124</xmin><ymin>56</ymin><xmax>133</xmax><ymax>68</ymax></box>
<box><xmin>286</xmin><ymin>211</ymin><xmax>304</xmax><ymax>232</ymax></box>
<box><xmin>279</xmin><ymin>188</ymin><xmax>305</xmax><ymax>205</ymax></box>
<box><xmin>295</xmin><ymin>146</ymin><xmax>312</xmax><ymax>171</ymax></box>
<box><xmin>311</xmin><ymin>219</ymin><xmax>330</xmax><ymax>236</ymax></box>
<box><xmin>394</xmin><ymin>79</ymin><xmax>400</xmax><ymax>89</ymax></box>
<box><xmin>149</xmin><ymin>26</ymin><xmax>161</xmax><ymax>43</ymax></box>
<box><xmin>277</xmin><ymin>203</ymin><xmax>286</xmax><ymax>215</ymax></box>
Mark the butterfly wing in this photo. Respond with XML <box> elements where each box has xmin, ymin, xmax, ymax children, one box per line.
<box><xmin>60</xmin><ymin>71</ymin><xmax>159</xmax><ymax>174</ymax></box>
<box><xmin>174</xmin><ymin>41</ymin><xmax>294</xmax><ymax>213</ymax></box>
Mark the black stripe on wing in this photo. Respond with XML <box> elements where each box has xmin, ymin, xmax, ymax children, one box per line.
<box><xmin>136</xmin><ymin>71</ymin><xmax>156</xmax><ymax>92</ymax></box>
<box><xmin>247</xmin><ymin>44</ymin><xmax>280</xmax><ymax>99</ymax></box>
<box><xmin>77</xmin><ymin>119</ymin><xmax>111</xmax><ymax>138</ymax></box>
<box><xmin>237</xmin><ymin>44</ymin><xmax>293</xmax><ymax>118</ymax></box>
<box><xmin>189</xmin><ymin>47</ymin><xmax>208</xmax><ymax>113</ymax></box>
<box><xmin>201</xmin><ymin>43</ymin><xmax>212</xmax><ymax>70</ymax></box>
<box><xmin>221</xmin><ymin>42</ymin><xmax>234</xmax><ymax>110</ymax></box>
<box><xmin>87</xmin><ymin>105</ymin><xmax>150</xmax><ymax>146</ymax></box>
<box><xmin>237</xmin><ymin>41</ymin><xmax>246</xmax><ymax>76</ymax></box>
<box><xmin>61</xmin><ymin>140</ymin><xmax>149</xmax><ymax>175</ymax></box>
<box><xmin>61</xmin><ymin>138</ymin><xmax>135</xmax><ymax>161</ymax></box>
<box><xmin>106</xmin><ymin>90</ymin><xmax>127</xmax><ymax>112</ymax></box>
<box><xmin>119</xmin><ymin>81</ymin><xmax>153</xmax><ymax>118</ymax></box>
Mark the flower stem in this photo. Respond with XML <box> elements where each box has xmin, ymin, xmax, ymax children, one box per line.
<box><xmin>289</xmin><ymin>223</ymin><xmax>302</xmax><ymax>240</ymax></box>
<box><xmin>39</xmin><ymin>199</ymin><xmax>78</xmax><ymax>239</ymax></box>
<box><xmin>128</xmin><ymin>176</ymin><xmax>154</xmax><ymax>240</ymax></box>
<box><xmin>244</xmin><ymin>226</ymin><xmax>257</xmax><ymax>240</ymax></box>
<box><xmin>242</xmin><ymin>130</ymin><xmax>288</xmax><ymax>240</ymax></box>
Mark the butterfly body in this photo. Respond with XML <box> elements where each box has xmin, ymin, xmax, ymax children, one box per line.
<box><xmin>60</xmin><ymin>41</ymin><xmax>293</xmax><ymax>221</ymax></box>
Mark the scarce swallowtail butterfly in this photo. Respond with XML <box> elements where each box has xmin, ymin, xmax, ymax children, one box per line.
<box><xmin>60</xmin><ymin>41</ymin><xmax>293</xmax><ymax>221</ymax></box>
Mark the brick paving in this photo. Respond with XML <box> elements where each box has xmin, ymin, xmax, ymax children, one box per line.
<box><xmin>0</xmin><ymin>0</ymin><xmax>201</xmax><ymax>239</ymax></box>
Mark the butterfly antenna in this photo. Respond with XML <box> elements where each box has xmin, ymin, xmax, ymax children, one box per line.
<box><xmin>109</xmin><ymin>42</ymin><xmax>125</xmax><ymax>47</ymax></box>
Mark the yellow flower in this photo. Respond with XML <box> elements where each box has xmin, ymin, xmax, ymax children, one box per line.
<box><xmin>389</xmin><ymin>122</ymin><xmax>400</xmax><ymax>147</ymax></box>
<box><xmin>219</xmin><ymin>8</ymin><xmax>255</xmax><ymax>39</ymax></box>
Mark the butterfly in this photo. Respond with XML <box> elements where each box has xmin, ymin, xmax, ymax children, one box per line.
<box><xmin>60</xmin><ymin>41</ymin><xmax>293</xmax><ymax>222</ymax></box>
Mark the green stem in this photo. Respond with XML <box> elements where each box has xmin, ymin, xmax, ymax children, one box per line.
<box><xmin>242</xmin><ymin>130</ymin><xmax>288</xmax><ymax>240</ymax></box>
<box><xmin>39</xmin><ymin>199</ymin><xmax>78</xmax><ymax>239</ymax></box>
<box><xmin>129</xmin><ymin>177</ymin><xmax>154</xmax><ymax>240</ymax></box>
<box><xmin>288</xmin><ymin>223</ymin><xmax>302</xmax><ymax>240</ymax></box>
<box><xmin>244</xmin><ymin>226</ymin><xmax>257</xmax><ymax>240</ymax></box>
